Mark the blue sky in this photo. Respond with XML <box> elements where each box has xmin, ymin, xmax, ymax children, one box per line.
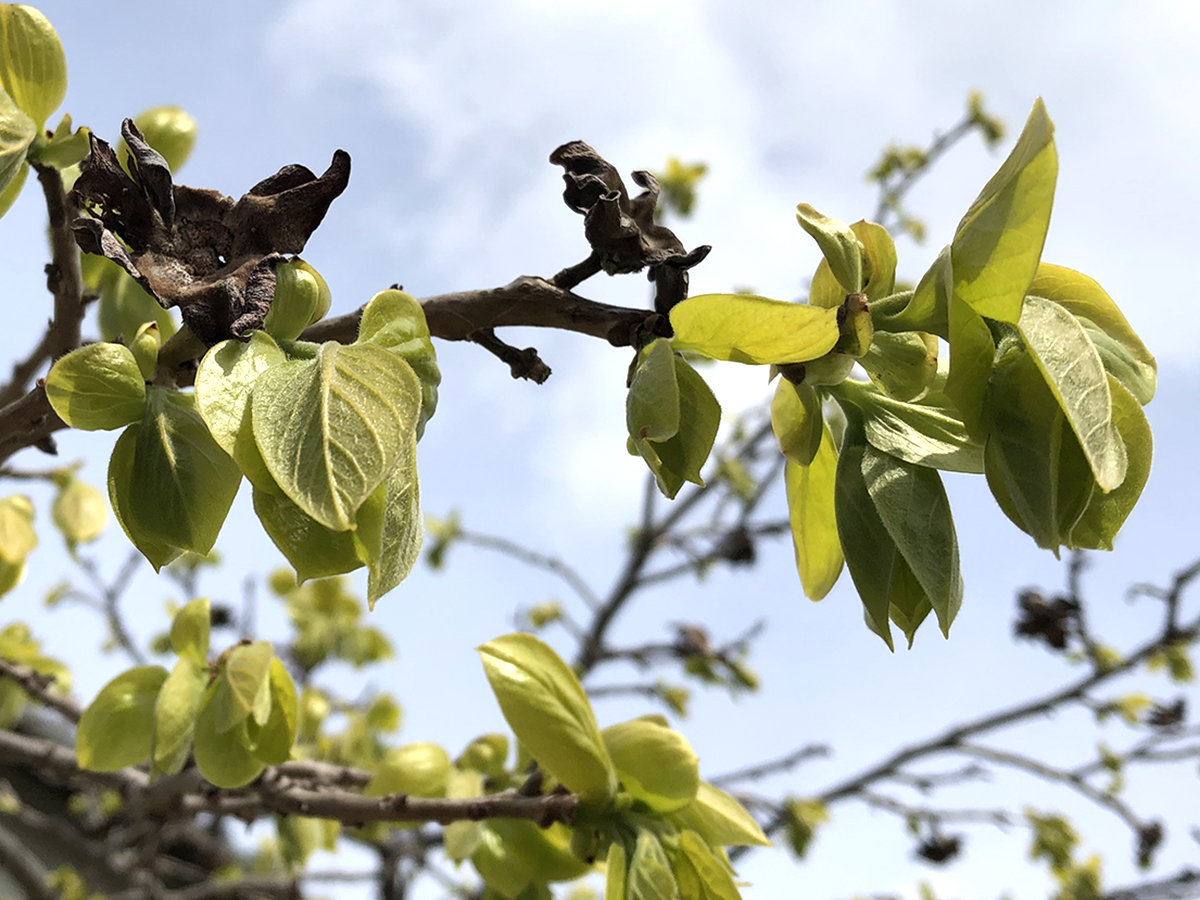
<box><xmin>2</xmin><ymin>2</ymin><xmax>1198</xmax><ymax>897</ymax></box>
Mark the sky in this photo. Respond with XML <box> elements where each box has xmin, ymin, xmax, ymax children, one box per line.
<box><xmin>2</xmin><ymin>1</ymin><xmax>1199</xmax><ymax>898</ymax></box>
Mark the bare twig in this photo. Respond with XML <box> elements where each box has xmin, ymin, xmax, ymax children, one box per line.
<box><xmin>0</xmin><ymin>657</ymin><xmax>82</xmax><ymax>722</ymax></box>
<box><xmin>710</xmin><ymin>743</ymin><xmax>831</xmax><ymax>788</ymax></box>
<box><xmin>457</xmin><ymin>528</ymin><xmax>602</xmax><ymax>611</ymax></box>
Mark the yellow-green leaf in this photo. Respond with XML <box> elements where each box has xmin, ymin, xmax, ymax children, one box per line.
<box><xmin>252</xmin><ymin>342</ymin><xmax>422</xmax><ymax>531</ymax></box>
<box><xmin>152</xmin><ymin>658</ymin><xmax>207</xmax><ymax>777</ymax></box>
<box><xmin>366</xmin><ymin>742</ymin><xmax>452</xmax><ymax>798</ymax></box>
<box><xmin>127</xmin><ymin>106</ymin><xmax>197</xmax><ymax>172</ymax></box>
<box><xmin>169</xmin><ymin>597</ymin><xmax>210</xmax><ymax>665</ymax></box>
<box><xmin>671</xmin><ymin>782</ymin><xmax>770</xmax><ymax>848</ymax></box>
<box><xmin>0</xmin><ymin>493</ymin><xmax>35</xmax><ymax>564</ymax></box>
<box><xmin>367</xmin><ymin>432</ymin><xmax>422</xmax><ymax>608</ymax></box>
<box><xmin>784</xmin><ymin>425</ymin><xmax>843</xmax><ymax>601</ymax></box>
<box><xmin>796</xmin><ymin>204</ymin><xmax>863</xmax><ymax>294</ymax></box>
<box><xmin>771</xmin><ymin>380</ymin><xmax>821</xmax><ymax>465</ymax></box>
<box><xmin>357</xmin><ymin>289</ymin><xmax>441</xmax><ymax>439</ymax></box>
<box><xmin>670</xmin><ymin>294</ymin><xmax>840</xmax><ymax>365</ymax></box>
<box><xmin>0</xmin><ymin>4</ymin><xmax>65</xmax><ymax>129</ymax></box>
<box><xmin>76</xmin><ymin>665</ymin><xmax>167</xmax><ymax>771</ymax></box>
<box><xmin>601</xmin><ymin>717</ymin><xmax>700</xmax><ymax>813</ymax></box>
<box><xmin>245</xmin><ymin>657</ymin><xmax>298</xmax><ymax>765</ymax></box>
<box><xmin>478</xmin><ymin>632</ymin><xmax>616</xmax><ymax>801</ymax></box>
<box><xmin>45</xmin><ymin>342</ymin><xmax>147</xmax><ymax>431</ymax></box>
<box><xmin>1018</xmin><ymin>295</ymin><xmax>1126</xmax><ymax>491</ymax></box>
<box><xmin>193</xmin><ymin>681</ymin><xmax>265</xmax><ymax>789</ymax></box>
<box><xmin>951</xmin><ymin>99</ymin><xmax>1057</xmax><ymax>323</ymax></box>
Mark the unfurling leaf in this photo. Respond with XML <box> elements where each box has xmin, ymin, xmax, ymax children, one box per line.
<box><xmin>859</xmin><ymin>331</ymin><xmax>938</xmax><ymax>402</ymax></box>
<box><xmin>809</xmin><ymin>220</ymin><xmax>897</xmax><ymax>308</ymax></box>
<box><xmin>671</xmin><ymin>782</ymin><xmax>770</xmax><ymax>848</ymax></box>
<box><xmin>771</xmin><ymin>380</ymin><xmax>822</xmax><ymax>466</ymax></box>
<box><xmin>45</xmin><ymin>343</ymin><xmax>147</xmax><ymax>431</ymax></box>
<box><xmin>127</xmin><ymin>106</ymin><xmax>198</xmax><ymax>172</ymax></box>
<box><xmin>193</xmin><ymin>681</ymin><xmax>265</xmax><ymax>788</ymax></box>
<box><xmin>478</xmin><ymin>632</ymin><xmax>617</xmax><ymax>801</ymax></box>
<box><xmin>77</xmin><ymin>665</ymin><xmax>168</xmax><ymax>771</ymax></box>
<box><xmin>796</xmin><ymin>204</ymin><xmax>864</xmax><ymax>294</ymax></box>
<box><xmin>263</xmin><ymin>258</ymin><xmax>326</xmax><ymax>342</ymax></box>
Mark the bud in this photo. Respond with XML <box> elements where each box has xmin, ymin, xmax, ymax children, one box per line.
<box><xmin>263</xmin><ymin>258</ymin><xmax>327</xmax><ymax>341</ymax></box>
<box><xmin>801</xmin><ymin>353</ymin><xmax>855</xmax><ymax>386</ymax></box>
<box><xmin>834</xmin><ymin>293</ymin><xmax>873</xmax><ymax>358</ymax></box>
<box><xmin>0</xmin><ymin>4</ymin><xmax>66</xmax><ymax>129</ymax></box>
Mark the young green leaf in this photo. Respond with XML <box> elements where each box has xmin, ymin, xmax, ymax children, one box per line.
<box><xmin>30</xmin><ymin>112</ymin><xmax>88</xmax><ymax>170</ymax></box>
<box><xmin>486</xmin><ymin>820</ymin><xmax>590</xmax><ymax>883</ymax></box>
<box><xmin>672</xmin><ymin>776</ymin><xmax>759</xmax><ymax>854</ymax></box>
<box><xmin>263</xmin><ymin>259</ymin><xmax>325</xmax><ymax>342</ymax></box>
<box><xmin>0</xmin><ymin>148</ymin><xmax>26</xmax><ymax>218</ymax></box>
<box><xmin>873</xmin><ymin>245</ymin><xmax>951</xmax><ymax>337</ymax></box>
<box><xmin>944</xmin><ymin>293</ymin><xmax>995</xmax><ymax>438</ymax></box>
<box><xmin>252</xmin><ymin>342</ymin><xmax>422</xmax><ymax>531</ymax></box>
<box><xmin>357</xmin><ymin>288</ymin><xmax>442</xmax><ymax>439</ymax></box>
<box><xmin>885</xmin><ymin>557</ymin><xmax>934</xmax><ymax>649</ymax></box>
<box><xmin>245</xmin><ymin>657</ymin><xmax>298</xmax><ymax>765</ymax></box>
<box><xmin>983</xmin><ymin>341</ymin><xmax>1096</xmax><ymax>552</ymax></box>
<box><xmin>218</xmin><ymin>640</ymin><xmax>274</xmax><ymax>733</ymax></box>
<box><xmin>861</xmin><ymin>446</ymin><xmax>962</xmax><ymax>636</ymax></box>
<box><xmin>834</xmin><ymin>422</ymin><xmax>898</xmax><ymax>649</ymax></box>
<box><xmin>841</xmin><ymin>378</ymin><xmax>984</xmax><ymax>474</ymax></box>
<box><xmin>252</xmin><ymin>485</ymin><xmax>367</xmax><ymax>582</ymax></box>
<box><xmin>365</xmin><ymin>742</ymin><xmax>452</xmax><ymax>798</ymax></box>
<box><xmin>601</xmin><ymin>717</ymin><xmax>700</xmax><ymax>813</ymax></box>
<box><xmin>169</xmin><ymin>597</ymin><xmax>211</xmax><ymax>665</ymax></box>
<box><xmin>152</xmin><ymin>658</ymin><xmax>207</xmax><ymax>777</ymax></box>
<box><xmin>193</xmin><ymin>681</ymin><xmax>266</xmax><ymax>789</ymax></box>
<box><xmin>367</xmin><ymin>433</ymin><xmax>422</xmax><ymax>608</ymax></box>
<box><xmin>950</xmin><ymin>98</ymin><xmax>1057</xmax><ymax>323</ymax></box>
<box><xmin>811</xmin><ymin>220</ymin><xmax>898</xmax><ymax>309</ymax></box>
<box><xmin>796</xmin><ymin>204</ymin><xmax>863</xmax><ymax>294</ymax></box>
<box><xmin>859</xmin><ymin>331</ymin><xmax>938</xmax><ymax>402</ymax></box>
<box><xmin>1018</xmin><ymin>295</ymin><xmax>1126</xmax><ymax>491</ymax></box>
<box><xmin>1068</xmin><ymin>377</ymin><xmax>1151</xmax><ymax>550</ymax></box>
<box><xmin>194</xmin><ymin>331</ymin><xmax>287</xmax><ymax>490</ymax></box>
<box><xmin>107</xmin><ymin>388</ymin><xmax>243</xmax><ymax>568</ymax></box>
<box><xmin>606</xmin><ymin>840</ymin><xmax>629</xmax><ymax>900</ymax></box>
<box><xmin>1029</xmin><ymin>263</ymin><xmax>1155</xmax><ymax>404</ymax></box>
<box><xmin>784</xmin><ymin>425</ymin><xmax>843</xmax><ymax>602</ymax></box>
<box><xmin>472</xmin><ymin>824</ymin><xmax>539</xmax><ymax>899</ymax></box>
<box><xmin>76</xmin><ymin>665</ymin><xmax>168</xmax><ymax>771</ymax></box>
<box><xmin>677</xmin><ymin>830</ymin><xmax>742</xmax><ymax>900</ymax></box>
<box><xmin>443</xmin><ymin>768</ymin><xmax>485</xmax><ymax>862</ymax></box>
<box><xmin>45</xmin><ymin>343</ymin><xmax>147</xmax><ymax>431</ymax></box>
<box><xmin>627</xmin><ymin>830</ymin><xmax>680</xmax><ymax>900</ymax></box>
<box><xmin>627</xmin><ymin>339</ymin><xmax>681</xmax><ymax>445</ymax></box>
<box><xmin>771</xmin><ymin>380</ymin><xmax>822</xmax><ymax>465</ymax></box>
<box><xmin>670</xmin><ymin>294</ymin><xmax>840</xmax><ymax>365</ymax></box>
<box><xmin>107</xmin><ymin>425</ymin><xmax>181</xmax><ymax>572</ymax></box>
<box><xmin>0</xmin><ymin>493</ymin><xmax>36</xmax><ymax>564</ymax></box>
<box><xmin>478</xmin><ymin>632</ymin><xmax>617</xmax><ymax>801</ymax></box>
<box><xmin>0</xmin><ymin>4</ymin><xmax>66</xmax><ymax>128</ymax></box>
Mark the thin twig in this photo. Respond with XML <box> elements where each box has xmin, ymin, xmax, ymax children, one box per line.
<box><xmin>457</xmin><ymin>528</ymin><xmax>602</xmax><ymax>611</ymax></box>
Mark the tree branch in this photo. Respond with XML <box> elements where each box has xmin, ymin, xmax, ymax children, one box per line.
<box><xmin>0</xmin><ymin>657</ymin><xmax>81</xmax><ymax>722</ymax></box>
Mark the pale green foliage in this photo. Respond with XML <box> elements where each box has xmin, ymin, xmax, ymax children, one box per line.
<box><xmin>0</xmin><ymin>3</ymin><xmax>65</xmax><ymax>128</ymax></box>
<box><xmin>0</xmin><ymin>622</ymin><xmax>68</xmax><ymax>727</ymax></box>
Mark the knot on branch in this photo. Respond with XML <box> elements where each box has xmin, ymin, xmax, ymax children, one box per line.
<box><xmin>70</xmin><ymin>119</ymin><xmax>350</xmax><ymax>345</ymax></box>
<box><xmin>550</xmin><ymin>141</ymin><xmax>709</xmax><ymax>314</ymax></box>
<box><xmin>1014</xmin><ymin>589</ymin><xmax>1079</xmax><ymax>651</ymax></box>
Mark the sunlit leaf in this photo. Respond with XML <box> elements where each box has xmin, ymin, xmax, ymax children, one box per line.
<box><xmin>486</xmin><ymin>819</ymin><xmax>590</xmax><ymax>883</ymax></box>
<box><xmin>367</xmin><ymin>432</ymin><xmax>423</xmax><ymax>608</ymax></box>
<box><xmin>1068</xmin><ymin>377</ymin><xmax>1151</xmax><ymax>550</ymax></box>
<box><xmin>76</xmin><ymin>665</ymin><xmax>167</xmax><ymax>771</ymax></box>
<box><xmin>678</xmin><ymin>830</ymin><xmax>742</xmax><ymax>900</ymax></box>
<box><xmin>366</xmin><ymin>742</ymin><xmax>452</xmax><ymax>798</ymax></box>
<box><xmin>627</xmin><ymin>830</ymin><xmax>679</xmax><ymax>900</ymax></box>
<box><xmin>951</xmin><ymin>99</ymin><xmax>1057</xmax><ymax>323</ymax></box>
<box><xmin>0</xmin><ymin>4</ymin><xmax>66</xmax><ymax>128</ymax></box>
<box><xmin>0</xmin><ymin>494</ymin><xmax>35</xmax><ymax>563</ymax></box>
<box><xmin>859</xmin><ymin>331</ymin><xmax>938</xmax><ymax>402</ymax></box>
<box><xmin>601</xmin><ymin>717</ymin><xmax>700</xmax><ymax>813</ymax></box>
<box><xmin>478</xmin><ymin>632</ymin><xmax>616</xmax><ymax>801</ymax></box>
<box><xmin>772</xmin><ymin>380</ymin><xmax>821</xmax><ymax>465</ymax></box>
<box><xmin>1018</xmin><ymin>295</ymin><xmax>1126</xmax><ymax>491</ymax></box>
<box><xmin>217</xmin><ymin>640</ymin><xmax>273</xmax><ymax>734</ymax></box>
<box><xmin>784</xmin><ymin>425</ymin><xmax>843</xmax><ymax>601</ymax></box>
<box><xmin>245</xmin><ymin>657</ymin><xmax>298</xmax><ymax>765</ymax></box>
<box><xmin>169</xmin><ymin>597</ymin><xmax>210</xmax><ymax>665</ymax></box>
<box><xmin>195</xmin><ymin>331</ymin><xmax>287</xmax><ymax>490</ymax></box>
<box><xmin>670</xmin><ymin>294</ymin><xmax>840</xmax><ymax>365</ymax></box>
<box><xmin>252</xmin><ymin>485</ymin><xmax>366</xmax><ymax>582</ymax></box>
<box><xmin>357</xmin><ymin>288</ymin><xmax>442</xmax><ymax>439</ymax></box>
<box><xmin>671</xmin><ymin>784</ymin><xmax>770</xmax><ymax>849</ymax></box>
<box><xmin>1030</xmin><ymin>263</ymin><xmax>1155</xmax><ymax>404</ymax></box>
<box><xmin>193</xmin><ymin>681</ymin><xmax>265</xmax><ymax>789</ymax></box>
<box><xmin>252</xmin><ymin>342</ymin><xmax>422</xmax><ymax>531</ymax></box>
<box><xmin>107</xmin><ymin>425</ymin><xmax>180</xmax><ymax>571</ymax></box>
<box><xmin>45</xmin><ymin>343</ymin><xmax>147</xmax><ymax>431</ymax></box>
<box><xmin>944</xmin><ymin>294</ymin><xmax>995</xmax><ymax>438</ymax></box>
<box><xmin>152</xmin><ymin>658</ymin><xmax>207</xmax><ymax>777</ymax></box>
<box><xmin>796</xmin><ymin>204</ymin><xmax>863</xmax><ymax>294</ymax></box>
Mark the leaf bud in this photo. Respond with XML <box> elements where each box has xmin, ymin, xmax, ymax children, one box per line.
<box><xmin>130</xmin><ymin>321</ymin><xmax>161</xmax><ymax>381</ymax></box>
<box><xmin>129</xmin><ymin>106</ymin><xmax>198</xmax><ymax>172</ymax></box>
<box><xmin>263</xmin><ymin>258</ymin><xmax>326</xmax><ymax>341</ymax></box>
